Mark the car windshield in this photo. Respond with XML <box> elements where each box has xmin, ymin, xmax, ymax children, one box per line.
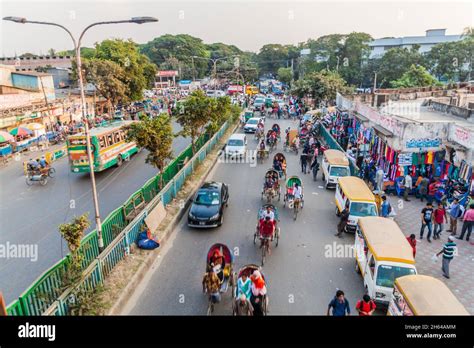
<box><xmin>247</xmin><ymin>119</ymin><xmax>258</xmax><ymax>124</ymax></box>
<box><xmin>376</xmin><ymin>265</ymin><xmax>416</xmax><ymax>288</ymax></box>
<box><xmin>228</xmin><ymin>139</ymin><xmax>243</xmax><ymax>146</ymax></box>
<box><xmin>330</xmin><ymin>166</ymin><xmax>349</xmax><ymax>177</ymax></box>
<box><xmin>194</xmin><ymin>190</ymin><xmax>220</xmax><ymax>206</ymax></box>
<box><xmin>350</xmin><ymin>202</ymin><xmax>377</xmax><ymax>217</ymax></box>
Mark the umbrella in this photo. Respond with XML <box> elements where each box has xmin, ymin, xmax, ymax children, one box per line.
<box><xmin>23</xmin><ymin>123</ymin><xmax>45</xmax><ymax>131</ymax></box>
<box><xmin>9</xmin><ymin>127</ymin><xmax>32</xmax><ymax>137</ymax></box>
<box><xmin>0</xmin><ymin>131</ymin><xmax>13</xmax><ymax>142</ymax></box>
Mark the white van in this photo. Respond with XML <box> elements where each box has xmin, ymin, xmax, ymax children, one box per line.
<box><xmin>225</xmin><ymin>133</ymin><xmax>247</xmax><ymax>158</ymax></box>
<box><xmin>321</xmin><ymin>149</ymin><xmax>350</xmax><ymax>189</ymax></box>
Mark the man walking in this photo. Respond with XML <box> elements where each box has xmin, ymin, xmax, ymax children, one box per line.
<box><xmin>436</xmin><ymin>236</ymin><xmax>457</xmax><ymax>279</ymax></box>
<box><xmin>310</xmin><ymin>156</ymin><xmax>320</xmax><ymax>181</ymax></box>
<box><xmin>420</xmin><ymin>202</ymin><xmax>434</xmax><ymax>242</ymax></box>
<box><xmin>419</xmin><ymin>175</ymin><xmax>430</xmax><ymax>202</ymax></box>
<box><xmin>327</xmin><ymin>290</ymin><xmax>350</xmax><ymax>316</ymax></box>
<box><xmin>457</xmin><ymin>203</ymin><xmax>474</xmax><ymax>242</ymax></box>
<box><xmin>335</xmin><ymin>203</ymin><xmax>350</xmax><ymax>238</ymax></box>
<box><xmin>355</xmin><ymin>294</ymin><xmax>376</xmax><ymax>316</ymax></box>
<box><xmin>403</xmin><ymin>173</ymin><xmax>412</xmax><ymax>201</ymax></box>
<box><xmin>380</xmin><ymin>195</ymin><xmax>392</xmax><ymax>218</ymax></box>
<box><xmin>406</xmin><ymin>234</ymin><xmax>417</xmax><ymax>258</ymax></box>
<box><xmin>447</xmin><ymin>198</ymin><xmax>462</xmax><ymax>236</ymax></box>
<box><xmin>433</xmin><ymin>203</ymin><xmax>447</xmax><ymax>240</ymax></box>
<box><xmin>300</xmin><ymin>151</ymin><xmax>308</xmax><ymax>174</ymax></box>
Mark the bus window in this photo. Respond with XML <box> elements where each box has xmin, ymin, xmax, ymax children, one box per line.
<box><xmin>107</xmin><ymin>133</ymin><xmax>114</xmax><ymax>146</ymax></box>
<box><xmin>114</xmin><ymin>131</ymin><xmax>121</xmax><ymax>143</ymax></box>
<box><xmin>99</xmin><ymin>136</ymin><xmax>106</xmax><ymax>149</ymax></box>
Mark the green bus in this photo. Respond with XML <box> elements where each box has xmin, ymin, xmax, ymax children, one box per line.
<box><xmin>67</xmin><ymin>121</ymin><xmax>138</xmax><ymax>173</ymax></box>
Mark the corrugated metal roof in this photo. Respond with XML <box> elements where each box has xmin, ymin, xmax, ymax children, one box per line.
<box><xmin>369</xmin><ymin>34</ymin><xmax>462</xmax><ymax>47</ymax></box>
<box><xmin>12</xmin><ymin>71</ymin><xmax>52</xmax><ymax>77</ymax></box>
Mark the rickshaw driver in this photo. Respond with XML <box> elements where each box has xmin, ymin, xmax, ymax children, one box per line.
<box><xmin>293</xmin><ymin>182</ymin><xmax>303</xmax><ymax>208</ymax></box>
<box><xmin>259</xmin><ymin>216</ymin><xmax>275</xmax><ymax>254</ymax></box>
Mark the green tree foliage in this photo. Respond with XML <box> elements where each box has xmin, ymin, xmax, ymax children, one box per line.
<box><xmin>337</xmin><ymin>32</ymin><xmax>373</xmax><ymax>85</ymax></box>
<box><xmin>277</xmin><ymin>67</ymin><xmax>293</xmax><ymax>85</ymax></box>
<box><xmin>425</xmin><ymin>38</ymin><xmax>473</xmax><ymax>82</ymax></box>
<box><xmin>126</xmin><ymin>114</ymin><xmax>174</xmax><ymax>174</ymax></box>
<box><xmin>92</xmin><ymin>39</ymin><xmax>156</xmax><ymax>100</ymax></box>
<box><xmin>391</xmin><ymin>64</ymin><xmax>441</xmax><ymax>88</ymax></box>
<box><xmin>81</xmin><ymin>59</ymin><xmax>128</xmax><ymax>109</ymax></box>
<box><xmin>374</xmin><ymin>46</ymin><xmax>425</xmax><ymax>87</ymax></box>
<box><xmin>207</xmin><ymin>96</ymin><xmax>231</xmax><ymax>133</ymax></box>
<box><xmin>140</xmin><ymin>34</ymin><xmax>209</xmax><ymax>79</ymax></box>
<box><xmin>292</xmin><ymin>70</ymin><xmax>352</xmax><ymax>105</ymax></box>
<box><xmin>257</xmin><ymin>44</ymin><xmax>294</xmax><ymax>77</ymax></box>
<box><xmin>174</xmin><ymin>90</ymin><xmax>218</xmax><ymax>154</ymax></box>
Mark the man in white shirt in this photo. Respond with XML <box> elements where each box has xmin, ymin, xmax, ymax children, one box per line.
<box><xmin>261</xmin><ymin>206</ymin><xmax>275</xmax><ymax>221</ymax></box>
<box><xmin>294</xmin><ymin>183</ymin><xmax>303</xmax><ymax>200</ymax></box>
<box><xmin>403</xmin><ymin>174</ymin><xmax>413</xmax><ymax>202</ymax></box>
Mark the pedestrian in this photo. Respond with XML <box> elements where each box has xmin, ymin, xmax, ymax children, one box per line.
<box><xmin>375</xmin><ymin>167</ymin><xmax>384</xmax><ymax>191</ymax></box>
<box><xmin>419</xmin><ymin>175</ymin><xmax>430</xmax><ymax>202</ymax></box>
<box><xmin>310</xmin><ymin>156</ymin><xmax>320</xmax><ymax>181</ymax></box>
<box><xmin>403</xmin><ymin>173</ymin><xmax>412</xmax><ymax>201</ymax></box>
<box><xmin>380</xmin><ymin>195</ymin><xmax>392</xmax><ymax>218</ymax></box>
<box><xmin>436</xmin><ymin>235</ymin><xmax>457</xmax><ymax>279</ymax></box>
<box><xmin>300</xmin><ymin>151</ymin><xmax>308</xmax><ymax>174</ymax></box>
<box><xmin>406</xmin><ymin>234</ymin><xmax>417</xmax><ymax>258</ymax></box>
<box><xmin>433</xmin><ymin>202</ymin><xmax>447</xmax><ymax>240</ymax></box>
<box><xmin>335</xmin><ymin>203</ymin><xmax>350</xmax><ymax>238</ymax></box>
<box><xmin>355</xmin><ymin>294</ymin><xmax>376</xmax><ymax>316</ymax></box>
<box><xmin>457</xmin><ymin>203</ymin><xmax>474</xmax><ymax>242</ymax></box>
<box><xmin>327</xmin><ymin>290</ymin><xmax>350</xmax><ymax>316</ymax></box>
<box><xmin>447</xmin><ymin>198</ymin><xmax>462</xmax><ymax>236</ymax></box>
<box><xmin>420</xmin><ymin>202</ymin><xmax>434</xmax><ymax>242</ymax></box>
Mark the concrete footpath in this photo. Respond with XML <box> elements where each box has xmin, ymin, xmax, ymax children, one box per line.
<box><xmin>389</xmin><ymin>195</ymin><xmax>474</xmax><ymax>314</ymax></box>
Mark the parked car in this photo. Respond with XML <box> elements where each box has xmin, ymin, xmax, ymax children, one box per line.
<box><xmin>188</xmin><ymin>182</ymin><xmax>229</xmax><ymax>228</ymax></box>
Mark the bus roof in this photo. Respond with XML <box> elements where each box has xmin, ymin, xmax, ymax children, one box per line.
<box><xmin>395</xmin><ymin>275</ymin><xmax>469</xmax><ymax>315</ymax></box>
<box><xmin>76</xmin><ymin>121</ymin><xmax>135</xmax><ymax>137</ymax></box>
<box><xmin>338</xmin><ymin>176</ymin><xmax>375</xmax><ymax>202</ymax></box>
<box><xmin>324</xmin><ymin>149</ymin><xmax>349</xmax><ymax>166</ymax></box>
<box><xmin>358</xmin><ymin>217</ymin><xmax>415</xmax><ymax>264</ymax></box>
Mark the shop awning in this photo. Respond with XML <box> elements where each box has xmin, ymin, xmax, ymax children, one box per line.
<box><xmin>373</xmin><ymin>124</ymin><xmax>393</xmax><ymax>137</ymax></box>
<box><xmin>354</xmin><ymin>113</ymin><xmax>369</xmax><ymax>123</ymax></box>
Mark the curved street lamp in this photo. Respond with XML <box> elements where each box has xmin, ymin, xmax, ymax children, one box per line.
<box><xmin>3</xmin><ymin>16</ymin><xmax>158</xmax><ymax>251</ymax></box>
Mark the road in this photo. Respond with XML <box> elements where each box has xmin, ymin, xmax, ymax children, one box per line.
<box><xmin>0</xmin><ymin>121</ymin><xmax>189</xmax><ymax>303</ymax></box>
<box><xmin>124</xmin><ymin>118</ymin><xmax>366</xmax><ymax>315</ymax></box>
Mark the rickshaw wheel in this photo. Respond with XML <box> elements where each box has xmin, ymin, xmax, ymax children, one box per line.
<box><xmin>253</xmin><ymin>231</ymin><xmax>257</xmax><ymax>244</ymax></box>
<box><xmin>355</xmin><ymin>260</ymin><xmax>361</xmax><ymax>274</ymax></box>
<box><xmin>48</xmin><ymin>167</ymin><xmax>56</xmax><ymax>178</ymax></box>
<box><xmin>25</xmin><ymin>176</ymin><xmax>33</xmax><ymax>186</ymax></box>
<box><xmin>40</xmin><ymin>177</ymin><xmax>48</xmax><ymax>186</ymax></box>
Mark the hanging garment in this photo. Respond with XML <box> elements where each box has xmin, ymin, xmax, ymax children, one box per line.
<box><xmin>425</xmin><ymin>151</ymin><xmax>434</xmax><ymax>165</ymax></box>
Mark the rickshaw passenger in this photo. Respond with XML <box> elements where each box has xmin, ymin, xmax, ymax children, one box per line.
<box><xmin>264</xmin><ymin>176</ymin><xmax>275</xmax><ymax>190</ymax></box>
<box><xmin>39</xmin><ymin>156</ymin><xmax>48</xmax><ymax>168</ymax></box>
<box><xmin>210</xmin><ymin>250</ymin><xmax>226</xmax><ymax>283</ymax></box>
<box><xmin>250</xmin><ymin>270</ymin><xmax>267</xmax><ymax>316</ymax></box>
<box><xmin>260</xmin><ymin>206</ymin><xmax>275</xmax><ymax>221</ymax></box>
<box><xmin>259</xmin><ymin>139</ymin><xmax>266</xmax><ymax>151</ymax></box>
<box><xmin>273</xmin><ymin>159</ymin><xmax>282</xmax><ymax>172</ymax></box>
<box><xmin>27</xmin><ymin>159</ymin><xmax>39</xmax><ymax>172</ymax></box>
<box><xmin>236</xmin><ymin>273</ymin><xmax>252</xmax><ymax>300</ymax></box>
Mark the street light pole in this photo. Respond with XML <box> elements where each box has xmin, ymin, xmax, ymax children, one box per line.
<box><xmin>4</xmin><ymin>16</ymin><xmax>158</xmax><ymax>252</ymax></box>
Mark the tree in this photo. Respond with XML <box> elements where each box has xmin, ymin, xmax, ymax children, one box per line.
<box><xmin>277</xmin><ymin>67</ymin><xmax>293</xmax><ymax>85</ymax></box>
<box><xmin>257</xmin><ymin>44</ymin><xmax>292</xmax><ymax>77</ymax></box>
<box><xmin>376</xmin><ymin>46</ymin><xmax>425</xmax><ymax>87</ymax></box>
<box><xmin>48</xmin><ymin>48</ymin><xmax>56</xmax><ymax>57</ymax></box>
<box><xmin>207</xmin><ymin>96</ymin><xmax>231</xmax><ymax>133</ymax></box>
<box><xmin>174</xmin><ymin>90</ymin><xmax>216</xmax><ymax>154</ymax></box>
<box><xmin>141</xmin><ymin>34</ymin><xmax>209</xmax><ymax>79</ymax></box>
<box><xmin>292</xmin><ymin>70</ymin><xmax>352</xmax><ymax>106</ymax></box>
<box><xmin>93</xmin><ymin>39</ymin><xmax>157</xmax><ymax>100</ymax></box>
<box><xmin>81</xmin><ymin>59</ymin><xmax>128</xmax><ymax>110</ymax></box>
<box><xmin>126</xmin><ymin>114</ymin><xmax>174</xmax><ymax>177</ymax></box>
<box><xmin>391</xmin><ymin>64</ymin><xmax>441</xmax><ymax>88</ymax></box>
<box><xmin>337</xmin><ymin>32</ymin><xmax>373</xmax><ymax>86</ymax></box>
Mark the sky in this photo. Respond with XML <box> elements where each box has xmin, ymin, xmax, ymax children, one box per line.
<box><xmin>0</xmin><ymin>0</ymin><xmax>473</xmax><ymax>56</ymax></box>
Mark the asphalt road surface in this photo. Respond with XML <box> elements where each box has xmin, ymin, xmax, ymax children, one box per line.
<box><xmin>0</xmin><ymin>121</ymin><xmax>189</xmax><ymax>303</ymax></box>
<box><xmin>125</xmin><ymin>117</ymin><xmax>366</xmax><ymax>315</ymax></box>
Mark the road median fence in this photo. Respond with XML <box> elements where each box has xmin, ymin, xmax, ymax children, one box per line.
<box><xmin>7</xmin><ymin>121</ymin><xmax>230</xmax><ymax>316</ymax></box>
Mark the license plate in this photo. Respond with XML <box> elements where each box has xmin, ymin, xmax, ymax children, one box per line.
<box><xmin>199</xmin><ymin>221</ymin><xmax>206</xmax><ymax>226</ymax></box>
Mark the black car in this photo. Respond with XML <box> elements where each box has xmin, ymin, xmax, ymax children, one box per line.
<box><xmin>188</xmin><ymin>182</ymin><xmax>229</xmax><ymax>228</ymax></box>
